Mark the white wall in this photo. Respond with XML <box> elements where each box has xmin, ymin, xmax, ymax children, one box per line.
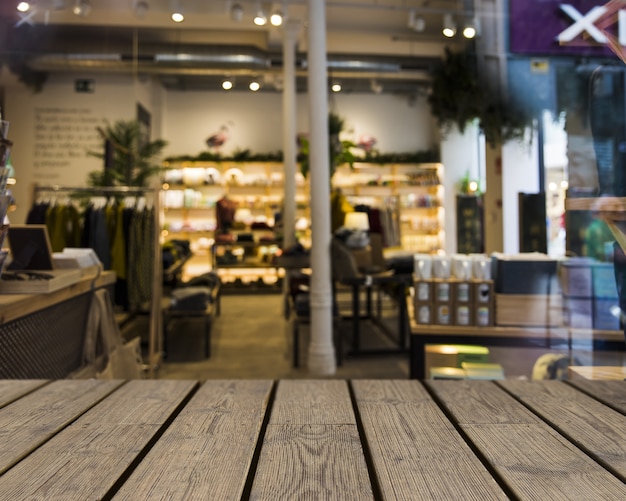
<box><xmin>502</xmin><ymin>130</ymin><xmax>540</xmax><ymax>253</ymax></box>
<box><xmin>5</xmin><ymin>72</ymin><xmax>162</xmax><ymax>224</ymax></box>
<box><xmin>162</xmin><ymin>90</ymin><xmax>435</xmax><ymax>159</ymax></box>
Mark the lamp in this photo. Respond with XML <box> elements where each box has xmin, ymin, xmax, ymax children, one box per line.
<box><xmin>253</xmin><ymin>1</ymin><xmax>267</xmax><ymax>26</ymax></box>
<box><xmin>73</xmin><ymin>0</ymin><xmax>91</xmax><ymax>17</ymax></box>
<box><xmin>344</xmin><ymin>212</ymin><xmax>370</xmax><ymax>232</ymax></box>
<box><xmin>442</xmin><ymin>13</ymin><xmax>456</xmax><ymax>38</ymax></box>
<box><xmin>270</xmin><ymin>2</ymin><xmax>285</xmax><ymax>26</ymax></box>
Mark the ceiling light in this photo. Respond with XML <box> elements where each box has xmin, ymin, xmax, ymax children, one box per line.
<box><xmin>171</xmin><ymin>0</ymin><xmax>184</xmax><ymax>22</ymax></box>
<box><xmin>249</xmin><ymin>79</ymin><xmax>261</xmax><ymax>91</ymax></box>
<box><xmin>463</xmin><ymin>18</ymin><xmax>479</xmax><ymax>39</ymax></box>
<box><xmin>331</xmin><ymin>83</ymin><xmax>342</xmax><ymax>93</ymax></box>
<box><xmin>270</xmin><ymin>11</ymin><xmax>283</xmax><ymax>26</ymax></box>
<box><xmin>133</xmin><ymin>0</ymin><xmax>149</xmax><ymax>18</ymax></box>
<box><xmin>17</xmin><ymin>2</ymin><xmax>31</xmax><ymax>12</ymax></box>
<box><xmin>73</xmin><ymin>0</ymin><xmax>91</xmax><ymax>17</ymax></box>
<box><xmin>254</xmin><ymin>10</ymin><xmax>267</xmax><ymax>26</ymax></box>
<box><xmin>442</xmin><ymin>13</ymin><xmax>456</xmax><ymax>38</ymax></box>
<box><xmin>222</xmin><ymin>78</ymin><xmax>233</xmax><ymax>90</ymax></box>
<box><xmin>408</xmin><ymin>10</ymin><xmax>425</xmax><ymax>32</ymax></box>
<box><xmin>230</xmin><ymin>2</ymin><xmax>243</xmax><ymax>22</ymax></box>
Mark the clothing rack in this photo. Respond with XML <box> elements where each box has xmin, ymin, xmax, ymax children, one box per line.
<box><xmin>32</xmin><ymin>184</ymin><xmax>162</xmax><ymax>378</ymax></box>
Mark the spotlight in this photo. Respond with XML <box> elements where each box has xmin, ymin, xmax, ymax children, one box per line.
<box><xmin>442</xmin><ymin>13</ymin><xmax>456</xmax><ymax>38</ymax></box>
<box><xmin>73</xmin><ymin>0</ymin><xmax>91</xmax><ymax>17</ymax></box>
<box><xmin>462</xmin><ymin>18</ymin><xmax>479</xmax><ymax>39</ymax></box>
<box><xmin>249</xmin><ymin>79</ymin><xmax>261</xmax><ymax>91</ymax></box>
<box><xmin>171</xmin><ymin>0</ymin><xmax>184</xmax><ymax>22</ymax></box>
<box><xmin>331</xmin><ymin>82</ymin><xmax>342</xmax><ymax>93</ymax></box>
<box><xmin>408</xmin><ymin>10</ymin><xmax>425</xmax><ymax>32</ymax></box>
<box><xmin>253</xmin><ymin>10</ymin><xmax>267</xmax><ymax>26</ymax></box>
<box><xmin>17</xmin><ymin>2</ymin><xmax>31</xmax><ymax>12</ymax></box>
<box><xmin>230</xmin><ymin>2</ymin><xmax>243</xmax><ymax>22</ymax></box>
<box><xmin>133</xmin><ymin>0</ymin><xmax>149</xmax><ymax>18</ymax></box>
<box><xmin>222</xmin><ymin>78</ymin><xmax>233</xmax><ymax>90</ymax></box>
<box><xmin>270</xmin><ymin>10</ymin><xmax>284</xmax><ymax>26</ymax></box>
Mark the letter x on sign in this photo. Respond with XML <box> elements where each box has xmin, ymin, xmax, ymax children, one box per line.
<box><xmin>558</xmin><ymin>5</ymin><xmax>608</xmax><ymax>43</ymax></box>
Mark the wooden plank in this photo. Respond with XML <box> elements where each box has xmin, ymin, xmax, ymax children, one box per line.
<box><xmin>568</xmin><ymin>365</ymin><xmax>626</xmax><ymax>380</ymax></box>
<box><xmin>499</xmin><ymin>380</ymin><xmax>626</xmax><ymax>479</ymax></box>
<box><xmin>427</xmin><ymin>380</ymin><xmax>626</xmax><ymax>499</ymax></box>
<box><xmin>352</xmin><ymin>380</ymin><xmax>508</xmax><ymax>500</ymax></box>
<box><xmin>0</xmin><ymin>380</ymin><xmax>196</xmax><ymax>500</ymax></box>
<box><xmin>113</xmin><ymin>380</ymin><xmax>272</xmax><ymax>500</ymax></box>
<box><xmin>0</xmin><ymin>379</ymin><xmax>48</xmax><ymax>408</ymax></box>
<box><xmin>250</xmin><ymin>380</ymin><xmax>373</xmax><ymax>500</ymax></box>
<box><xmin>0</xmin><ymin>379</ymin><xmax>123</xmax><ymax>475</ymax></box>
<box><xmin>568</xmin><ymin>380</ymin><xmax>626</xmax><ymax>414</ymax></box>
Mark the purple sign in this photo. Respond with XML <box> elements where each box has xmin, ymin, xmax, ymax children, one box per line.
<box><xmin>509</xmin><ymin>0</ymin><xmax>623</xmax><ymax>58</ymax></box>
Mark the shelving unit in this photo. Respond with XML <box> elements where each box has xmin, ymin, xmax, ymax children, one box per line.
<box><xmin>333</xmin><ymin>162</ymin><xmax>445</xmax><ymax>253</ymax></box>
<box><xmin>160</xmin><ymin>161</ymin><xmax>308</xmax><ymax>284</ymax></box>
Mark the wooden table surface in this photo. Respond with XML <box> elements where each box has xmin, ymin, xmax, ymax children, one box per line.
<box><xmin>0</xmin><ymin>379</ymin><xmax>624</xmax><ymax>500</ymax></box>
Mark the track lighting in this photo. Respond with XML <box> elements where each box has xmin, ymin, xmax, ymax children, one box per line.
<box><xmin>171</xmin><ymin>0</ymin><xmax>184</xmax><ymax>22</ymax></box>
<box><xmin>222</xmin><ymin>78</ymin><xmax>233</xmax><ymax>90</ymax></box>
<box><xmin>442</xmin><ymin>13</ymin><xmax>456</xmax><ymax>38</ymax></box>
<box><xmin>249</xmin><ymin>79</ymin><xmax>261</xmax><ymax>91</ymax></box>
<box><xmin>408</xmin><ymin>10</ymin><xmax>425</xmax><ymax>32</ymax></box>
<box><xmin>253</xmin><ymin>10</ymin><xmax>267</xmax><ymax>26</ymax></box>
<box><xmin>17</xmin><ymin>2</ymin><xmax>31</xmax><ymax>12</ymax></box>
<box><xmin>230</xmin><ymin>2</ymin><xmax>243</xmax><ymax>22</ymax></box>
<box><xmin>331</xmin><ymin>82</ymin><xmax>342</xmax><ymax>93</ymax></box>
<box><xmin>73</xmin><ymin>0</ymin><xmax>91</xmax><ymax>17</ymax></box>
<box><xmin>133</xmin><ymin>0</ymin><xmax>149</xmax><ymax>18</ymax></box>
<box><xmin>270</xmin><ymin>9</ymin><xmax>284</xmax><ymax>26</ymax></box>
<box><xmin>462</xmin><ymin>18</ymin><xmax>479</xmax><ymax>39</ymax></box>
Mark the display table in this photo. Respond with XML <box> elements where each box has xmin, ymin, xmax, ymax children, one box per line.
<box><xmin>409</xmin><ymin>301</ymin><xmax>626</xmax><ymax>379</ymax></box>
<box><xmin>568</xmin><ymin>365</ymin><xmax>626</xmax><ymax>380</ymax></box>
<box><xmin>0</xmin><ymin>379</ymin><xmax>624</xmax><ymax>499</ymax></box>
<box><xmin>0</xmin><ymin>271</ymin><xmax>116</xmax><ymax>378</ymax></box>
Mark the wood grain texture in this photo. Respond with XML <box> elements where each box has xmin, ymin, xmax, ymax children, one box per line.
<box><xmin>429</xmin><ymin>380</ymin><xmax>626</xmax><ymax>499</ymax></box>
<box><xmin>251</xmin><ymin>380</ymin><xmax>373</xmax><ymax>500</ymax></box>
<box><xmin>498</xmin><ymin>380</ymin><xmax>626</xmax><ymax>479</ymax></box>
<box><xmin>568</xmin><ymin>380</ymin><xmax>626</xmax><ymax>414</ymax></box>
<box><xmin>113</xmin><ymin>380</ymin><xmax>273</xmax><ymax>501</ymax></box>
<box><xmin>0</xmin><ymin>380</ymin><xmax>196</xmax><ymax>500</ymax></box>
<box><xmin>0</xmin><ymin>379</ymin><xmax>48</xmax><ymax>408</ymax></box>
<box><xmin>0</xmin><ymin>379</ymin><xmax>122</xmax><ymax>475</ymax></box>
<box><xmin>353</xmin><ymin>380</ymin><xmax>507</xmax><ymax>500</ymax></box>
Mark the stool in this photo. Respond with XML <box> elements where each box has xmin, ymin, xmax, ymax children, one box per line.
<box><xmin>163</xmin><ymin>304</ymin><xmax>213</xmax><ymax>359</ymax></box>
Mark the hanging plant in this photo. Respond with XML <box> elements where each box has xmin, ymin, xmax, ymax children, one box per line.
<box><xmin>428</xmin><ymin>47</ymin><xmax>533</xmax><ymax>146</ymax></box>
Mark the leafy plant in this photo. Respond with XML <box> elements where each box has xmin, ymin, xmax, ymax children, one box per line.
<box><xmin>428</xmin><ymin>47</ymin><xmax>533</xmax><ymax>146</ymax></box>
<box><xmin>87</xmin><ymin>120</ymin><xmax>167</xmax><ymax>187</ymax></box>
<box><xmin>298</xmin><ymin>112</ymin><xmax>357</xmax><ymax>178</ymax></box>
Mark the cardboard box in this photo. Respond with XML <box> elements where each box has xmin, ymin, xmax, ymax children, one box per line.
<box><xmin>413</xmin><ymin>280</ymin><xmax>434</xmax><ymax>303</ymax></box>
<box><xmin>473</xmin><ymin>280</ymin><xmax>495</xmax><ymax>326</ymax></box>
<box><xmin>434</xmin><ymin>302</ymin><xmax>452</xmax><ymax>325</ymax></box>
<box><xmin>495</xmin><ymin>294</ymin><xmax>562</xmax><ymax>327</ymax></box>
<box><xmin>453</xmin><ymin>303</ymin><xmax>472</xmax><ymax>326</ymax></box>
<box><xmin>414</xmin><ymin>301</ymin><xmax>434</xmax><ymax>325</ymax></box>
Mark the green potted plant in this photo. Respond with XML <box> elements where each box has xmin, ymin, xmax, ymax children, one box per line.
<box><xmin>87</xmin><ymin>120</ymin><xmax>167</xmax><ymax>187</ymax></box>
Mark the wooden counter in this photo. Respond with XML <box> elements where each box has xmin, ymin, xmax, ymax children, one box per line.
<box><xmin>0</xmin><ymin>271</ymin><xmax>117</xmax><ymax>379</ymax></box>
<box><xmin>0</xmin><ymin>270</ymin><xmax>116</xmax><ymax>325</ymax></box>
<box><xmin>0</xmin><ymin>379</ymin><xmax>624</xmax><ymax>499</ymax></box>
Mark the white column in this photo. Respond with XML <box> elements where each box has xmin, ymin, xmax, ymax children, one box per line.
<box><xmin>282</xmin><ymin>20</ymin><xmax>301</xmax><ymax>250</ymax></box>
<box><xmin>306</xmin><ymin>0</ymin><xmax>335</xmax><ymax>375</ymax></box>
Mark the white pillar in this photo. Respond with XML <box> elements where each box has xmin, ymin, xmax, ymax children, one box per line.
<box><xmin>306</xmin><ymin>0</ymin><xmax>335</xmax><ymax>375</ymax></box>
<box><xmin>282</xmin><ymin>20</ymin><xmax>300</xmax><ymax>250</ymax></box>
